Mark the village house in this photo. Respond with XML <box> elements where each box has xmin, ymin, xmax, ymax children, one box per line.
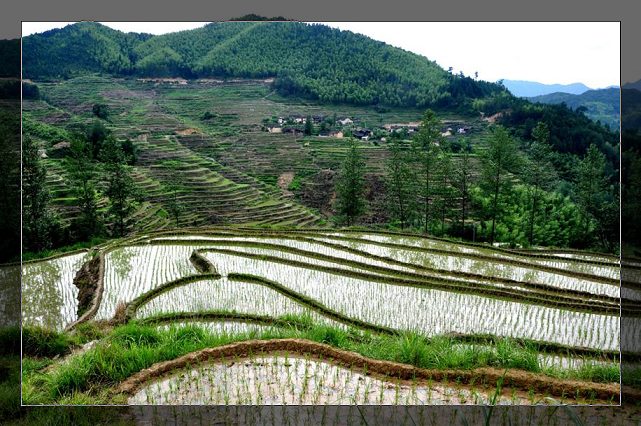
<box><xmin>352</xmin><ymin>128</ymin><xmax>372</xmax><ymax>139</ymax></box>
<box><xmin>338</xmin><ymin>118</ymin><xmax>353</xmax><ymax>126</ymax></box>
<box><xmin>282</xmin><ymin>127</ymin><xmax>303</xmax><ymax>136</ymax></box>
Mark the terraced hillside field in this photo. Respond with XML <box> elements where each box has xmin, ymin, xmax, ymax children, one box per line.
<box><xmin>23</xmin><ymin>76</ymin><xmax>323</xmax><ymax>231</ymax></box>
<box><xmin>18</xmin><ymin>229</ymin><xmax>641</xmax><ymax>406</ymax></box>
<box><xmin>24</xmin><ymin>76</ymin><xmax>488</xmax><ymax>229</ymax></box>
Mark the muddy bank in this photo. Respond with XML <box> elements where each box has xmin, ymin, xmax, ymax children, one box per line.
<box><xmin>66</xmin><ymin>252</ymin><xmax>105</xmax><ymax>331</ymax></box>
<box><xmin>189</xmin><ymin>250</ymin><xmax>217</xmax><ymax>274</ymax></box>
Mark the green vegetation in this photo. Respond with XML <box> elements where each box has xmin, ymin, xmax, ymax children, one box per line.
<box><xmin>527</xmin><ymin>88</ymin><xmax>620</xmax><ymax>130</ymax></box>
<box><xmin>479</xmin><ymin>126</ymin><xmax>521</xmax><ymax>244</ymax></box>
<box><xmin>102</xmin><ymin>140</ymin><xmax>140</xmax><ymax>237</ymax></box>
<box><xmin>335</xmin><ymin>139</ymin><xmax>366</xmax><ymax>225</ymax></box>
<box><xmin>66</xmin><ymin>139</ymin><xmax>104</xmax><ymax>240</ymax></box>
<box><xmin>23</xmin><ymin>22</ymin><xmax>501</xmax><ymax>108</ymax></box>
<box><xmin>22</xmin><ymin>135</ymin><xmax>62</xmax><ymax>252</ymax></box>
<box><xmin>412</xmin><ymin>109</ymin><xmax>443</xmax><ymax>233</ymax></box>
<box><xmin>0</xmin><ymin>99</ymin><xmax>20</xmax><ymax>262</ymax></box>
<box><xmin>21</xmin><ymin>320</ymin><xmax>622</xmax><ymax>405</ymax></box>
<box><xmin>385</xmin><ymin>140</ymin><xmax>416</xmax><ymax>229</ymax></box>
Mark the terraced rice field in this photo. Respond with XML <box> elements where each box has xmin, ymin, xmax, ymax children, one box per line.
<box><xmin>26</xmin><ymin>77</ymin><xmax>323</xmax><ymax>233</ymax></box>
<box><xmin>21</xmin><ymin>251</ymin><xmax>89</xmax><ymax>331</ymax></box>
<box><xmin>19</xmin><ymin>229</ymin><xmax>640</xmax><ymax>406</ymax></box>
<box><xmin>129</xmin><ymin>354</ymin><xmax>527</xmax><ymax>405</ymax></box>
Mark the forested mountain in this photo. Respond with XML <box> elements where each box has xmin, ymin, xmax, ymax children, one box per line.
<box><xmin>23</xmin><ymin>23</ymin><xmax>152</xmax><ymax>78</ymax></box>
<box><xmin>623</xmin><ymin>79</ymin><xmax>641</xmax><ymax>91</ymax></box>
<box><xmin>527</xmin><ymin>88</ymin><xmax>620</xmax><ymax>130</ymax></box>
<box><xmin>22</xmin><ymin>22</ymin><xmax>502</xmax><ymax>108</ymax></box>
<box><xmin>502</xmin><ymin>80</ymin><xmax>592</xmax><ymax>97</ymax></box>
<box><xmin>0</xmin><ymin>38</ymin><xmax>20</xmax><ymax>77</ymax></box>
<box><xmin>622</xmin><ymin>88</ymin><xmax>641</xmax><ymax>131</ymax></box>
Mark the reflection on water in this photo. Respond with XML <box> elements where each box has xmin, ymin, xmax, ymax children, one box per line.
<box><xmin>21</xmin><ymin>253</ymin><xmax>88</xmax><ymax>331</ymax></box>
<box><xmin>22</xmin><ymin>259</ymin><xmax>63</xmax><ymax>330</ymax></box>
<box><xmin>0</xmin><ymin>264</ymin><xmax>20</xmax><ymax>328</ymax></box>
<box><xmin>110</xmin><ymin>247</ymin><xmax>136</xmax><ymax>281</ymax></box>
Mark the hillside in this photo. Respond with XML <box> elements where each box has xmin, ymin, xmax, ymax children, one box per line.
<box><xmin>502</xmin><ymin>79</ymin><xmax>591</xmax><ymax>97</ymax></box>
<box><xmin>16</xmin><ymin>21</ymin><xmax>620</xmax><ymax>258</ymax></box>
<box><xmin>624</xmin><ymin>79</ymin><xmax>641</xmax><ymax>91</ymax></box>
<box><xmin>22</xmin><ymin>22</ymin><xmax>501</xmax><ymax>108</ymax></box>
<box><xmin>623</xmin><ymin>88</ymin><xmax>641</xmax><ymax>130</ymax></box>
<box><xmin>527</xmin><ymin>88</ymin><xmax>620</xmax><ymax>130</ymax></box>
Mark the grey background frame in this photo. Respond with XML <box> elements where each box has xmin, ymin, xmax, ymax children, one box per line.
<box><xmin>2</xmin><ymin>0</ymin><xmax>637</xmax><ymax>423</ymax></box>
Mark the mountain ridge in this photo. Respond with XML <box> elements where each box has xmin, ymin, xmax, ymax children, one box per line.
<box><xmin>21</xmin><ymin>21</ymin><xmax>502</xmax><ymax>109</ymax></box>
<box><xmin>527</xmin><ymin>88</ymin><xmax>620</xmax><ymax>130</ymax></box>
<box><xmin>502</xmin><ymin>79</ymin><xmax>593</xmax><ymax>97</ymax></box>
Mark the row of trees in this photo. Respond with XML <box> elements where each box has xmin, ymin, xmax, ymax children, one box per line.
<box><xmin>334</xmin><ymin>110</ymin><xmax>619</xmax><ymax>251</ymax></box>
<box><xmin>22</xmin><ymin>124</ymin><xmax>140</xmax><ymax>253</ymax></box>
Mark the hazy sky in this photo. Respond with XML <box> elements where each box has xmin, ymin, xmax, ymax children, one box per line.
<box><xmin>22</xmin><ymin>21</ymin><xmax>620</xmax><ymax>88</ymax></box>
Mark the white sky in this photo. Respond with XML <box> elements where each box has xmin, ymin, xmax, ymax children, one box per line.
<box><xmin>22</xmin><ymin>21</ymin><xmax>620</xmax><ymax>88</ymax></box>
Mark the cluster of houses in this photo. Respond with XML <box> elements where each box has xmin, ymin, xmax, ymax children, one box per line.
<box><xmin>264</xmin><ymin>114</ymin><xmax>472</xmax><ymax>141</ymax></box>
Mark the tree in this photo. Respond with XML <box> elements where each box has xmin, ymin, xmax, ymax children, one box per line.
<box><xmin>101</xmin><ymin>138</ymin><xmax>139</xmax><ymax>237</ymax></box>
<box><xmin>0</xmin><ymin>108</ymin><xmax>20</xmax><ymax>261</ymax></box>
<box><xmin>22</xmin><ymin>136</ymin><xmax>60</xmax><ymax>252</ymax></box>
<box><xmin>575</xmin><ymin>144</ymin><xmax>617</xmax><ymax>250</ymax></box>
<box><xmin>165</xmin><ymin>171</ymin><xmax>185</xmax><ymax>227</ymax></box>
<box><xmin>87</xmin><ymin>120</ymin><xmax>109</xmax><ymax>159</ymax></box>
<box><xmin>412</xmin><ymin>109</ymin><xmax>442</xmax><ymax>233</ymax></box>
<box><xmin>67</xmin><ymin>137</ymin><xmax>103</xmax><ymax>240</ymax></box>
<box><xmin>480</xmin><ymin>125</ymin><xmax>520</xmax><ymax>244</ymax></box>
<box><xmin>385</xmin><ymin>140</ymin><xmax>416</xmax><ymax>229</ymax></box>
<box><xmin>92</xmin><ymin>103</ymin><xmax>109</xmax><ymax>120</ymax></box>
<box><xmin>453</xmin><ymin>147</ymin><xmax>472</xmax><ymax>235</ymax></box>
<box><xmin>304</xmin><ymin>114</ymin><xmax>314</xmax><ymax>136</ymax></box>
<box><xmin>524</xmin><ymin>121</ymin><xmax>556</xmax><ymax>246</ymax></box>
<box><xmin>335</xmin><ymin>138</ymin><xmax>366</xmax><ymax>226</ymax></box>
<box><xmin>435</xmin><ymin>151</ymin><xmax>454</xmax><ymax>235</ymax></box>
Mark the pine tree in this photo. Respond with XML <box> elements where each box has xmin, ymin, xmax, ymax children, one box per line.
<box><xmin>0</xmin><ymin>108</ymin><xmax>20</xmax><ymax>261</ymax></box>
<box><xmin>524</xmin><ymin>122</ymin><xmax>556</xmax><ymax>246</ymax></box>
<box><xmin>304</xmin><ymin>114</ymin><xmax>314</xmax><ymax>136</ymax></box>
<box><xmin>165</xmin><ymin>171</ymin><xmax>185</xmax><ymax>228</ymax></box>
<box><xmin>101</xmin><ymin>137</ymin><xmax>138</xmax><ymax>237</ymax></box>
<box><xmin>67</xmin><ymin>137</ymin><xmax>103</xmax><ymax>240</ymax></box>
<box><xmin>480</xmin><ymin>125</ymin><xmax>520</xmax><ymax>244</ymax></box>
<box><xmin>412</xmin><ymin>109</ymin><xmax>443</xmax><ymax>234</ymax></box>
<box><xmin>22</xmin><ymin>136</ymin><xmax>59</xmax><ymax>252</ymax></box>
<box><xmin>454</xmin><ymin>147</ymin><xmax>472</xmax><ymax>235</ymax></box>
<box><xmin>385</xmin><ymin>140</ymin><xmax>416</xmax><ymax>229</ymax></box>
<box><xmin>436</xmin><ymin>151</ymin><xmax>454</xmax><ymax>235</ymax></box>
<box><xmin>335</xmin><ymin>138</ymin><xmax>366</xmax><ymax>226</ymax></box>
<box><xmin>576</xmin><ymin>144</ymin><xmax>613</xmax><ymax>249</ymax></box>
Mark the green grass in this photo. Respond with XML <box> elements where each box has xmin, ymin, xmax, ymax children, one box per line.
<box><xmin>21</xmin><ymin>318</ymin><xmax>620</xmax><ymax>405</ymax></box>
<box><xmin>0</xmin><ymin>357</ymin><xmax>21</xmax><ymax>422</ymax></box>
<box><xmin>20</xmin><ymin>237</ymin><xmax>108</xmax><ymax>263</ymax></box>
<box><xmin>22</xmin><ymin>327</ymin><xmax>77</xmax><ymax>358</ymax></box>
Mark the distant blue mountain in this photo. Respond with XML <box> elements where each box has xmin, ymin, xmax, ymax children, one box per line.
<box><xmin>527</xmin><ymin>88</ymin><xmax>620</xmax><ymax>130</ymax></box>
<box><xmin>501</xmin><ymin>79</ymin><xmax>592</xmax><ymax>97</ymax></box>
<box><xmin>624</xmin><ymin>79</ymin><xmax>641</xmax><ymax>91</ymax></box>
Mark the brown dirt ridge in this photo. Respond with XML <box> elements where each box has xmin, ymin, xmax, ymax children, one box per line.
<box><xmin>115</xmin><ymin>338</ymin><xmax>632</xmax><ymax>403</ymax></box>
